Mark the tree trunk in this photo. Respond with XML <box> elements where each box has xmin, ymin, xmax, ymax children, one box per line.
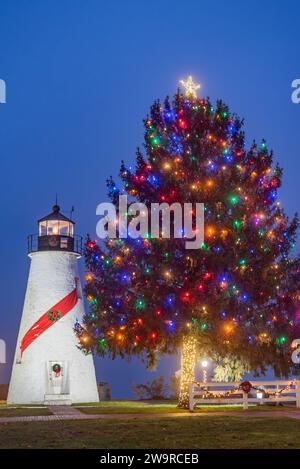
<box><xmin>178</xmin><ymin>334</ymin><xmax>197</xmax><ymax>408</ymax></box>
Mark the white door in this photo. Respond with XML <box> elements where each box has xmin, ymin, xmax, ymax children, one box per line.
<box><xmin>49</xmin><ymin>361</ymin><xmax>64</xmax><ymax>395</ymax></box>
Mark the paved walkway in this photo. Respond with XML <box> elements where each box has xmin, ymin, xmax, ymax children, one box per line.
<box><xmin>50</xmin><ymin>405</ymin><xmax>84</xmax><ymax>417</ymax></box>
<box><xmin>1</xmin><ymin>406</ymin><xmax>300</xmax><ymax>424</ymax></box>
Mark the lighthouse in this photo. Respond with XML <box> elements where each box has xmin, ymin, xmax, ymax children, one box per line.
<box><xmin>8</xmin><ymin>204</ymin><xmax>99</xmax><ymax>405</ymax></box>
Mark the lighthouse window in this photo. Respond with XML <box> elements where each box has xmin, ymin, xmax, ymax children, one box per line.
<box><xmin>39</xmin><ymin>222</ymin><xmax>47</xmax><ymax>236</ymax></box>
<box><xmin>59</xmin><ymin>223</ymin><xmax>70</xmax><ymax>236</ymax></box>
<box><xmin>60</xmin><ymin>237</ymin><xmax>68</xmax><ymax>249</ymax></box>
<box><xmin>46</xmin><ymin>221</ymin><xmax>59</xmax><ymax>235</ymax></box>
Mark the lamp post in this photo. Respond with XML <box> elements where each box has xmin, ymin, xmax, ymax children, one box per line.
<box><xmin>201</xmin><ymin>359</ymin><xmax>208</xmax><ymax>384</ymax></box>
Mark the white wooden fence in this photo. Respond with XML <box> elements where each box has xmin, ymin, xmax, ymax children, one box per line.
<box><xmin>189</xmin><ymin>380</ymin><xmax>300</xmax><ymax>411</ymax></box>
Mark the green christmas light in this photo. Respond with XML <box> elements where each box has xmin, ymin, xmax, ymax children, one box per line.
<box><xmin>136</xmin><ymin>299</ymin><xmax>145</xmax><ymax>310</ymax></box>
<box><xmin>233</xmin><ymin>219</ymin><xmax>242</xmax><ymax>230</ymax></box>
<box><xmin>151</xmin><ymin>136</ymin><xmax>160</xmax><ymax>146</ymax></box>
<box><xmin>229</xmin><ymin>194</ymin><xmax>239</xmax><ymax>205</ymax></box>
<box><xmin>276</xmin><ymin>335</ymin><xmax>287</xmax><ymax>345</ymax></box>
<box><xmin>98</xmin><ymin>338</ymin><xmax>108</xmax><ymax>351</ymax></box>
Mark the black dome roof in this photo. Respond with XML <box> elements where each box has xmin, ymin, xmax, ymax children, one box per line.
<box><xmin>38</xmin><ymin>205</ymin><xmax>75</xmax><ymax>224</ymax></box>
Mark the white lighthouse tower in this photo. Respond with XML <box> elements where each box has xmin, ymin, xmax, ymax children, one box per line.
<box><xmin>8</xmin><ymin>204</ymin><xmax>99</xmax><ymax>405</ymax></box>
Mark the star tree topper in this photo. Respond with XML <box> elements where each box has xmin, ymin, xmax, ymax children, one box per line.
<box><xmin>179</xmin><ymin>75</ymin><xmax>200</xmax><ymax>98</ymax></box>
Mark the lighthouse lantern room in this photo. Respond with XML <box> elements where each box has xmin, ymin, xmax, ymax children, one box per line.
<box><xmin>8</xmin><ymin>204</ymin><xmax>99</xmax><ymax>405</ymax></box>
<box><xmin>27</xmin><ymin>204</ymin><xmax>82</xmax><ymax>254</ymax></box>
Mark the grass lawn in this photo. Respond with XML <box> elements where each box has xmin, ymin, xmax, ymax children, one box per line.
<box><xmin>0</xmin><ymin>407</ymin><xmax>52</xmax><ymax>417</ymax></box>
<box><xmin>0</xmin><ymin>416</ymin><xmax>300</xmax><ymax>448</ymax></box>
<box><xmin>76</xmin><ymin>400</ymin><xmax>187</xmax><ymax>414</ymax></box>
<box><xmin>75</xmin><ymin>399</ymin><xmax>297</xmax><ymax>414</ymax></box>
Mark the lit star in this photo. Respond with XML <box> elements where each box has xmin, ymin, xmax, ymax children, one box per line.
<box><xmin>179</xmin><ymin>75</ymin><xmax>200</xmax><ymax>98</ymax></box>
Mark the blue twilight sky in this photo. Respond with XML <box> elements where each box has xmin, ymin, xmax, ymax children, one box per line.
<box><xmin>0</xmin><ymin>0</ymin><xmax>299</xmax><ymax>397</ymax></box>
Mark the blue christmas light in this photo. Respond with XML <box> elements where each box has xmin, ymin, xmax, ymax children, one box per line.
<box><xmin>121</xmin><ymin>272</ymin><xmax>129</xmax><ymax>283</ymax></box>
<box><xmin>208</xmin><ymin>162</ymin><xmax>217</xmax><ymax>171</ymax></box>
<box><xmin>269</xmin><ymin>189</ymin><xmax>277</xmax><ymax>201</ymax></box>
<box><xmin>240</xmin><ymin>293</ymin><xmax>249</xmax><ymax>302</ymax></box>
<box><xmin>220</xmin><ymin>273</ymin><xmax>229</xmax><ymax>283</ymax></box>
<box><xmin>147</xmin><ymin>174</ymin><xmax>160</xmax><ymax>187</ymax></box>
<box><xmin>224</xmin><ymin>153</ymin><xmax>233</xmax><ymax>162</ymax></box>
<box><xmin>114</xmin><ymin>299</ymin><xmax>122</xmax><ymax>308</ymax></box>
<box><xmin>75</xmin><ymin>319</ymin><xmax>80</xmax><ymax>328</ymax></box>
<box><xmin>164</xmin><ymin>110</ymin><xmax>174</xmax><ymax>121</ymax></box>
<box><xmin>165</xmin><ymin>294</ymin><xmax>175</xmax><ymax>307</ymax></box>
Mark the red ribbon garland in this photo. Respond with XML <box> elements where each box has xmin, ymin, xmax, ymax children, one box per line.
<box><xmin>20</xmin><ymin>288</ymin><xmax>78</xmax><ymax>357</ymax></box>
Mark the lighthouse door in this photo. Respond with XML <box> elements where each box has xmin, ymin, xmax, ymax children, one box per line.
<box><xmin>48</xmin><ymin>361</ymin><xmax>65</xmax><ymax>395</ymax></box>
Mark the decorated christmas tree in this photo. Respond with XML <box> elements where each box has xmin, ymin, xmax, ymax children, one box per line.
<box><xmin>77</xmin><ymin>77</ymin><xmax>300</xmax><ymax>407</ymax></box>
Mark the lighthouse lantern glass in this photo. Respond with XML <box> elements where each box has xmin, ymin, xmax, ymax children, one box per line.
<box><xmin>38</xmin><ymin>220</ymin><xmax>74</xmax><ymax>237</ymax></box>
